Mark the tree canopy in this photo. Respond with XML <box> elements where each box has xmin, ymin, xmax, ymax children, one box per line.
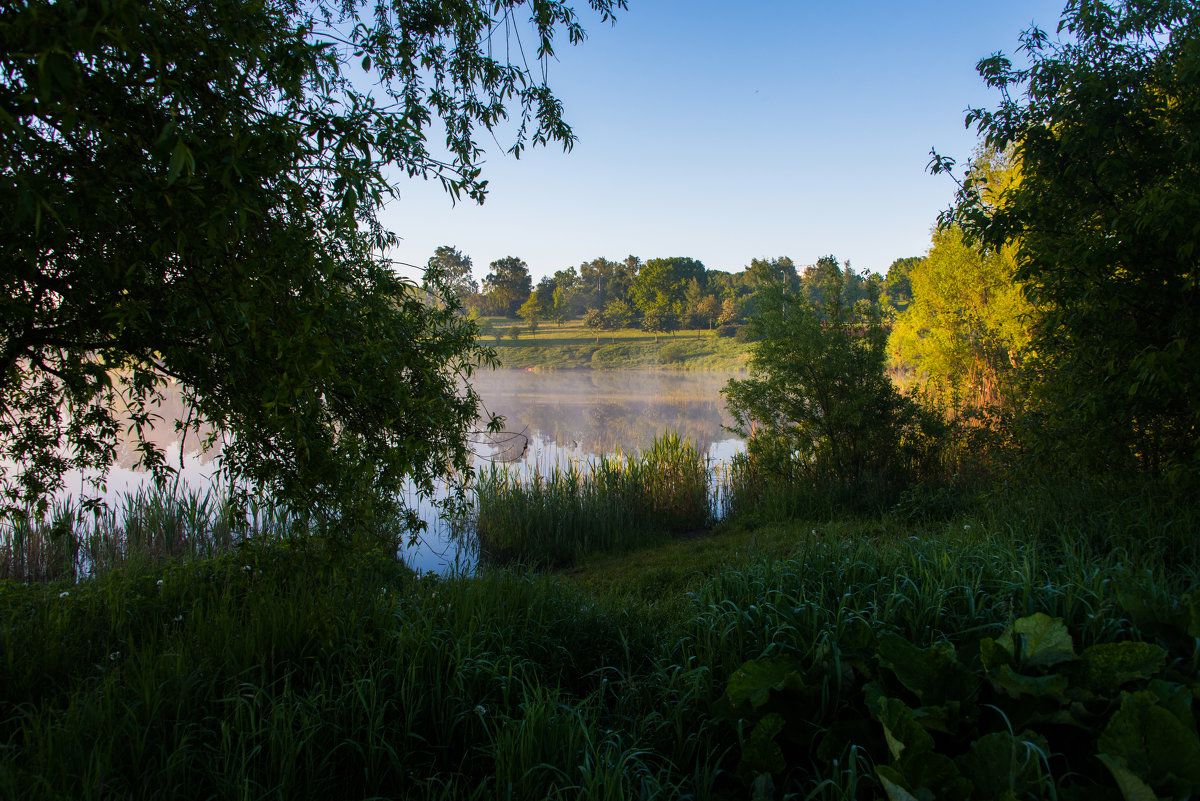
<box><xmin>723</xmin><ymin>257</ymin><xmax>936</xmax><ymax>490</ymax></box>
<box><xmin>934</xmin><ymin>0</ymin><xmax>1200</xmax><ymax>472</ymax></box>
<box><xmin>0</xmin><ymin>0</ymin><xmax>624</xmax><ymax>528</ymax></box>
<box><xmin>892</xmin><ymin>151</ymin><xmax>1032</xmax><ymax>417</ymax></box>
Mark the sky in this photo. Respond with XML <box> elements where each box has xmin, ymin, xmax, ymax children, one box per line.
<box><xmin>382</xmin><ymin>0</ymin><xmax>1067</xmax><ymax>284</ymax></box>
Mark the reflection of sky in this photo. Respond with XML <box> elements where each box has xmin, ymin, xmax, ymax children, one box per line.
<box><xmin>49</xmin><ymin>369</ymin><xmax>746</xmax><ymax>573</ymax></box>
<box><xmin>471</xmin><ymin>369</ymin><xmax>740</xmax><ymax>457</ymax></box>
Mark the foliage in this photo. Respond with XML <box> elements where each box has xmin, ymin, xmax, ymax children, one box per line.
<box><xmin>3</xmin><ymin>467</ymin><xmax>1199</xmax><ymax>799</ymax></box>
<box><xmin>892</xmin><ymin>151</ymin><xmax>1033</xmax><ymax>418</ymax></box>
<box><xmin>1</xmin><ymin>0</ymin><xmax>625</xmax><ymax>528</ymax></box>
<box><xmin>718</xmin><ymin>609</ymin><xmax>1200</xmax><ymax>800</ymax></box>
<box><xmin>482</xmin><ymin>256</ymin><xmax>533</xmax><ymax>318</ymax></box>
<box><xmin>424</xmin><ymin>245</ymin><xmax>478</xmax><ymax>304</ymax></box>
<box><xmin>602</xmin><ymin>298</ymin><xmax>635</xmax><ymax>331</ymax></box>
<box><xmin>658</xmin><ymin>342</ymin><xmax>687</xmax><ymax>364</ymax></box>
<box><xmin>639</xmin><ymin>300</ymin><xmax>678</xmax><ymax>342</ymax></box>
<box><xmin>935</xmin><ymin>0</ymin><xmax>1200</xmax><ymax>472</ymax></box>
<box><xmin>517</xmin><ymin>290</ymin><xmax>544</xmax><ymax>331</ymax></box>
<box><xmin>582</xmin><ymin>307</ymin><xmax>607</xmax><ymax>343</ymax></box>
<box><xmin>627</xmin><ymin>257</ymin><xmax>705</xmax><ymax>319</ymax></box>
<box><xmin>882</xmin><ymin>256</ymin><xmax>922</xmax><ymax>313</ymax></box>
<box><xmin>723</xmin><ymin>257</ymin><xmax>943</xmax><ymax>492</ymax></box>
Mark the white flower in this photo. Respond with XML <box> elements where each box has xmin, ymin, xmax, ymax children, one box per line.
<box><xmin>109</xmin><ymin>651</ymin><xmax>120</xmax><ymax>661</ymax></box>
<box><xmin>474</xmin><ymin>705</ymin><xmax>487</xmax><ymax>717</ymax></box>
<box><xmin>243</xmin><ymin>565</ymin><xmax>251</xmax><ymax>572</ymax></box>
<box><xmin>58</xmin><ymin>591</ymin><xmax>69</xmax><ymax>598</ymax></box>
<box><xmin>963</xmin><ymin>524</ymin><xmax>971</xmax><ymax>531</ymax></box>
<box><xmin>156</xmin><ymin>579</ymin><xmax>164</xmax><ymax>587</ymax></box>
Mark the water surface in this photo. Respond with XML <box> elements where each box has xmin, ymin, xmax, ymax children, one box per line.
<box><xmin>56</xmin><ymin>369</ymin><xmax>746</xmax><ymax>572</ymax></box>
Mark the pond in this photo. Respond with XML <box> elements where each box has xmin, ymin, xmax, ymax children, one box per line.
<box><xmin>54</xmin><ymin>369</ymin><xmax>746</xmax><ymax>572</ymax></box>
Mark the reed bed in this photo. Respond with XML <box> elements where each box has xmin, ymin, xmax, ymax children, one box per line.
<box><xmin>0</xmin><ymin>485</ymin><xmax>305</xmax><ymax>582</ymax></box>
<box><xmin>471</xmin><ymin>432</ymin><xmax>710</xmax><ymax>566</ymax></box>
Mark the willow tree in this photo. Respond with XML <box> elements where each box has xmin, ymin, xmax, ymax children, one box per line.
<box><xmin>0</xmin><ymin>0</ymin><xmax>624</xmax><ymax>531</ymax></box>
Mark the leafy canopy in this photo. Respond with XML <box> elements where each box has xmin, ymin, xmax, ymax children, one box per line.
<box><xmin>933</xmin><ymin>0</ymin><xmax>1200</xmax><ymax>472</ymax></box>
<box><xmin>0</xmin><ymin>0</ymin><xmax>624</xmax><ymax>529</ymax></box>
<box><xmin>723</xmin><ymin>257</ymin><xmax>938</xmax><ymax>488</ymax></box>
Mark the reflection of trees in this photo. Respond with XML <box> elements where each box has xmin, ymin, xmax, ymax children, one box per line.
<box><xmin>471</xmin><ymin>370</ymin><xmax>737</xmax><ymax>457</ymax></box>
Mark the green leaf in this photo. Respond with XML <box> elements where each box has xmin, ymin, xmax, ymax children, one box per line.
<box><xmin>1077</xmin><ymin>642</ymin><xmax>1167</xmax><ymax>693</ymax></box>
<box><xmin>995</xmin><ymin>613</ymin><xmax>1076</xmax><ymax>670</ymax></box>
<box><xmin>878</xmin><ymin>632</ymin><xmax>976</xmax><ymax>706</ymax></box>
<box><xmin>958</xmin><ymin>731</ymin><xmax>1051</xmax><ymax>800</ymax></box>
<box><xmin>1097</xmin><ymin>754</ymin><xmax>1160</xmax><ymax>801</ymax></box>
<box><xmin>1097</xmin><ymin>690</ymin><xmax>1200</xmax><ymax>788</ymax></box>
<box><xmin>1184</xmin><ymin>591</ymin><xmax>1200</xmax><ymax>639</ymax></box>
<box><xmin>166</xmin><ymin>139</ymin><xmax>194</xmax><ymax>186</ymax></box>
<box><xmin>724</xmin><ymin>657</ymin><xmax>805</xmax><ymax>712</ymax></box>
<box><xmin>980</xmin><ymin>636</ymin><xmax>1014</xmax><ymax>671</ymax></box>
<box><xmin>989</xmin><ymin>664</ymin><xmax>1070</xmax><ymax>701</ymax></box>
<box><xmin>877</xmin><ymin>767</ymin><xmax>922</xmax><ymax>801</ymax></box>
<box><xmin>737</xmin><ymin>712</ymin><xmax>786</xmax><ymax>779</ymax></box>
<box><xmin>870</xmin><ymin>693</ymin><xmax>934</xmax><ymax>761</ymax></box>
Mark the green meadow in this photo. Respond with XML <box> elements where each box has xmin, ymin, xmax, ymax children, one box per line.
<box><xmin>477</xmin><ymin>318</ymin><xmax>751</xmax><ymax>371</ymax></box>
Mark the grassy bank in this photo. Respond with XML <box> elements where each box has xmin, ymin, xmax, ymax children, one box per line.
<box><xmin>478</xmin><ymin>318</ymin><xmax>750</xmax><ymax>370</ymax></box>
<box><xmin>2</xmin><ymin>472</ymin><xmax>1198</xmax><ymax>798</ymax></box>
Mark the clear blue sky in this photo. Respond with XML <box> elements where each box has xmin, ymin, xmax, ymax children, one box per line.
<box><xmin>383</xmin><ymin>0</ymin><xmax>1066</xmax><ymax>283</ymax></box>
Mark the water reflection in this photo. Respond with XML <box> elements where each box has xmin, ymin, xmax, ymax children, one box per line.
<box><xmin>53</xmin><ymin>369</ymin><xmax>745</xmax><ymax>573</ymax></box>
<box><xmin>471</xmin><ymin>369</ymin><xmax>739</xmax><ymax>462</ymax></box>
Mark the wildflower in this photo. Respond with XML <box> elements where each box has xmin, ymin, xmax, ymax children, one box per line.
<box><xmin>156</xmin><ymin>579</ymin><xmax>164</xmax><ymax>587</ymax></box>
<box><xmin>58</xmin><ymin>591</ymin><xmax>69</xmax><ymax>599</ymax></box>
<box><xmin>243</xmin><ymin>565</ymin><xmax>251</xmax><ymax>572</ymax></box>
<box><xmin>811</xmin><ymin>529</ymin><xmax>817</xmax><ymax>536</ymax></box>
<box><xmin>109</xmin><ymin>651</ymin><xmax>120</xmax><ymax>661</ymax></box>
<box><xmin>963</xmin><ymin>524</ymin><xmax>971</xmax><ymax>531</ymax></box>
<box><xmin>474</xmin><ymin>705</ymin><xmax>487</xmax><ymax>718</ymax></box>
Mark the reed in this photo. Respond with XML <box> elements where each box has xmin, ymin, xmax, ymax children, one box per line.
<box><xmin>0</xmin><ymin>484</ymin><xmax>306</xmax><ymax>582</ymax></box>
<box><xmin>471</xmin><ymin>432</ymin><xmax>710</xmax><ymax>566</ymax></box>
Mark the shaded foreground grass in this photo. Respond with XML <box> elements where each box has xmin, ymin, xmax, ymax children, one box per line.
<box><xmin>2</xmin><ymin>474</ymin><xmax>1199</xmax><ymax>799</ymax></box>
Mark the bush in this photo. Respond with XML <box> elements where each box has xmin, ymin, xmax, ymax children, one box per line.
<box><xmin>732</xmin><ymin>325</ymin><xmax>756</xmax><ymax>343</ymax></box>
<box><xmin>716</xmin><ymin>325</ymin><xmax>737</xmax><ymax>338</ymax></box>
<box><xmin>723</xmin><ymin>259</ymin><xmax>946</xmax><ymax>494</ymax></box>
<box><xmin>659</xmin><ymin>342</ymin><xmax>687</xmax><ymax>364</ymax></box>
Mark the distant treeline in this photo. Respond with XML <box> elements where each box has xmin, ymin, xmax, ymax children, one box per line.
<box><xmin>422</xmin><ymin>247</ymin><xmax>916</xmax><ymax>338</ymax></box>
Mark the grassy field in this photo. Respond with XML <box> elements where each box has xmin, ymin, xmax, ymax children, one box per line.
<box><xmin>477</xmin><ymin>318</ymin><xmax>751</xmax><ymax>370</ymax></box>
<box><xmin>2</xmin><ymin>462</ymin><xmax>1198</xmax><ymax>799</ymax></box>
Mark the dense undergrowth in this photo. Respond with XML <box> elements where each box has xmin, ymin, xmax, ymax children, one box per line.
<box><xmin>1</xmin><ymin>466</ymin><xmax>1198</xmax><ymax>799</ymax></box>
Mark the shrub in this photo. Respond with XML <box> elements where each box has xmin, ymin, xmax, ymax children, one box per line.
<box><xmin>723</xmin><ymin>259</ymin><xmax>946</xmax><ymax>497</ymax></box>
<box><xmin>659</xmin><ymin>342</ymin><xmax>687</xmax><ymax>364</ymax></box>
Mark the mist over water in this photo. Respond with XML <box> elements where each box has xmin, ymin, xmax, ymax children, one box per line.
<box><xmin>51</xmin><ymin>369</ymin><xmax>745</xmax><ymax>572</ymax></box>
<box><xmin>470</xmin><ymin>369</ymin><xmax>742</xmax><ymax>463</ymax></box>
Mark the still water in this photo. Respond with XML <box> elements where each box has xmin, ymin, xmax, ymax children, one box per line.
<box><xmin>60</xmin><ymin>369</ymin><xmax>746</xmax><ymax>572</ymax></box>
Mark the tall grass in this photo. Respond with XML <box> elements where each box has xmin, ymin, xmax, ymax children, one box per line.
<box><xmin>2</xmin><ymin>491</ymin><xmax>1195</xmax><ymax>800</ymax></box>
<box><xmin>0</xmin><ymin>485</ymin><xmax>306</xmax><ymax>582</ymax></box>
<box><xmin>471</xmin><ymin>432</ymin><xmax>710</xmax><ymax>566</ymax></box>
